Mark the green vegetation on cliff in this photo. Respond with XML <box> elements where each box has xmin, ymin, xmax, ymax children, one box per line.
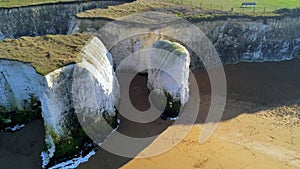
<box><xmin>45</xmin><ymin>109</ymin><xmax>118</xmax><ymax>168</ymax></box>
<box><xmin>0</xmin><ymin>94</ymin><xmax>42</xmax><ymax>131</ymax></box>
<box><xmin>0</xmin><ymin>0</ymin><xmax>80</xmax><ymax>8</ymax></box>
<box><xmin>154</xmin><ymin>40</ymin><xmax>187</xmax><ymax>57</ymax></box>
<box><xmin>0</xmin><ymin>34</ymin><xmax>92</xmax><ymax>75</ymax></box>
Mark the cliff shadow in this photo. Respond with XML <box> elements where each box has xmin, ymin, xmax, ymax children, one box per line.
<box><xmin>0</xmin><ymin>119</ymin><xmax>45</xmax><ymax>169</ymax></box>
<box><xmin>195</xmin><ymin>59</ymin><xmax>300</xmax><ymax>123</ymax></box>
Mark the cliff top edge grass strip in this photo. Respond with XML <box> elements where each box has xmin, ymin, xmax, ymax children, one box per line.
<box><xmin>0</xmin><ymin>0</ymin><xmax>128</xmax><ymax>8</ymax></box>
<box><xmin>0</xmin><ymin>0</ymin><xmax>80</xmax><ymax>8</ymax></box>
<box><xmin>174</xmin><ymin>0</ymin><xmax>300</xmax><ymax>13</ymax></box>
<box><xmin>76</xmin><ymin>0</ymin><xmax>300</xmax><ymax>19</ymax></box>
<box><xmin>0</xmin><ymin>33</ymin><xmax>93</xmax><ymax>75</ymax></box>
<box><xmin>76</xmin><ymin>0</ymin><xmax>183</xmax><ymax>19</ymax></box>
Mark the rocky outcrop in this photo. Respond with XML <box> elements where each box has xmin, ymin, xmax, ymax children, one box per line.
<box><xmin>72</xmin><ymin>15</ymin><xmax>300</xmax><ymax>69</ymax></box>
<box><xmin>147</xmin><ymin>40</ymin><xmax>190</xmax><ymax>119</ymax></box>
<box><xmin>0</xmin><ymin>37</ymin><xmax>119</xmax><ymax>168</ymax></box>
<box><xmin>0</xmin><ymin>0</ymin><xmax>132</xmax><ymax>40</ymax></box>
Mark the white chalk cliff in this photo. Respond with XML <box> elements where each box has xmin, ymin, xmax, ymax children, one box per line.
<box><xmin>0</xmin><ymin>36</ymin><xmax>191</xmax><ymax>167</ymax></box>
<box><xmin>147</xmin><ymin>40</ymin><xmax>190</xmax><ymax>117</ymax></box>
<box><xmin>0</xmin><ymin>37</ymin><xmax>119</xmax><ymax>168</ymax></box>
<box><xmin>42</xmin><ymin>37</ymin><xmax>119</xmax><ymax>168</ymax></box>
<box><xmin>41</xmin><ymin>37</ymin><xmax>117</xmax><ymax>136</ymax></box>
<box><xmin>0</xmin><ymin>60</ymin><xmax>43</xmax><ymax>112</ymax></box>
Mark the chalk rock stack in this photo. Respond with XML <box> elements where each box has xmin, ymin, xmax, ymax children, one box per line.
<box><xmin>147</xmin><ymin>40</ymin><xmax>190</xmax><ymax>119</ymax></box>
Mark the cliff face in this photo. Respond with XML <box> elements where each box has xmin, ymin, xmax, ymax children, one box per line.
<box><xmin>0</xmin><ymin>60</ymin><xmax>43</xmax><ymax>112</ymax></box>
<box><xmin>1</xmin><ymin>2</ymin><xmax>298</xmax><ymax>67</ymax></box>
<box><xmin>71</xmin><ymin>16</ymin><xmax>300</xmax><ymax>69</ymax></box>
<box><xmin>0</xmin><ymin>1</ymin><xmax>129</xmax><ymax>40</ymax></box>
<box><xmin>0</xmin><ymin>60</ymin><xmax>43</xmax><ymax>131</ymax></box>
<box><xmin>0</xmin><ymin>37</ymin><xmax>119</xmax><ymax>168</ymax></box>
<box><xmin>41</xmin><ymin>37</ymin><xmax>119</xmax><ymax>168</ymax></box>
<box><xmin>148</xmin><ymin>40</ymin><xmax>190</xmax><ymax>119</ymax></box>
<box><xmin>148</xmin><ymin>40</ymin><xmax>190</xmax><ymax>105</ymax></box>
<box><xmin>196</xmin><ymin>17</ymin><xmax>300</xmax><ymax>64</ymax></box>
<box><xmin>41</xmin><ymin>37</ymin><xmax>117</xmax><ymax>138</ymax></box>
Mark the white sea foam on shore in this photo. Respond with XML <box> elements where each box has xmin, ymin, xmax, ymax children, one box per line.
<box><xmin>4</xmin><ymin>124</ymin><xmax>25</xmax><ymax>132</ymax></box>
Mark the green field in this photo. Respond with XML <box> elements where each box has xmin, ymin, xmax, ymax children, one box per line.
<box><xmin>0</xmin><ymin>0</ymin><xmax>79</xmax><ymax>7</ymax></box>
<box><xmin>171</xmin><ymin>0</ymin><xmax>300</xmax><ymax>13</ymax></box>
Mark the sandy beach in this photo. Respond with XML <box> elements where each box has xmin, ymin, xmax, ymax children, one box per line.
<box><xmin>1</xmin><ymin>59</ymin><xmax>300</xmax><ymax>169</ymax></box>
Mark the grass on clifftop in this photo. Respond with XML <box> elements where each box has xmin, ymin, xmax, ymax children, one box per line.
<box><xmin>76</xmin><ymin>0</ymin><xmax>179</xmax><ymax>19</ymax></box>
<box><xmin>176</xmin><ymin>0</ymin><xmax>300</xmax><ymax>13</ymax></box>
<box><xmin>154</xmin><ymin>40</ymin><xmax>187</xmax><ymax>57</ymax></box>
<box><xmin>0</xmin><ymin>0</ymin><xmax>79</xmax><ymax>8</ymax></box>
<box><xmin>0</xmin><ymin>34</ymin><xmax>92</xmax><ymax>75</ymax></box>
<box><xmin>76</xmin><ymin>0</ymin><xmax>216</xmax><ymax>19</ymax></box>
<box><xmin>76</xmin><ymin>0</ymin><xmax>300</xmax><ymax>19</ymax></box>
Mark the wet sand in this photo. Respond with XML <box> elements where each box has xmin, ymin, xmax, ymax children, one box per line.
<box><xmin>1</xmin><ymin>59</ymin><xmax>300</xmax><ymax>169</ymax></box>
<box><xmin>0</xmin><ymin>119</ymin><xmax>45</xmax><ymax>169</ymax></box>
